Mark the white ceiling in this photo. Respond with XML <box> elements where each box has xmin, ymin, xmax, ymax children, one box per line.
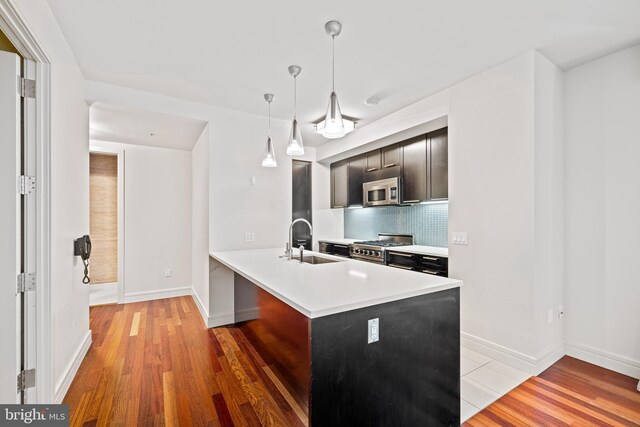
<box><xmin>50</xmin><ymin>0</ymin><xmax>640</xmax><ymax>147</ymax></box>
<box><xmin>90</xmin><ymin>102</ymin><xmax>207</xmax><ymax>150</ymax></box>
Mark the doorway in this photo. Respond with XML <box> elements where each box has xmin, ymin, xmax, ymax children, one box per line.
<box><xmin>88</xmin><ymin>145</ymin><xmax>125</xmax><ymax>305</ymax></box>
<box><xmin>89</xmin><ymin>153</ymin><xmax>119</xmax><ymax>305</ymax></box>
<box><xmin>292</xmin><ymin>160</ymin><xmax>312</xmax><ymax>250</ymax></box>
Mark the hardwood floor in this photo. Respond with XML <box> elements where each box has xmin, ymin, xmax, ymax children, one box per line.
<box><xmin>66</xmin><ymin>297</ymin><xmax>640</xmax><ymax>426</ymax></box>
<box><xmin>464</xmin><ymin>356</ymin><xmax>640</xmax><ymax>426</ymax></box>
<box><xmin>64</xmin><ymin>297</ymin><xmax>308</xmax><ymax>426</ymax></box>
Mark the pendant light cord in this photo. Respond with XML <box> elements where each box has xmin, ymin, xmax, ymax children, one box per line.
<box><xmin>332</xmin><ymin>36</ymin><xmax>335</xmax><ymax>91</ymax></box>
<box><xmin>293</xmin><ymin>76</ymin><xmax>297</xmax><ymax>119</ymax></box>
<box><xmin>268</xmin><ymin>101</ymin><xmax>271</xmax><ymax>136</ymax></box>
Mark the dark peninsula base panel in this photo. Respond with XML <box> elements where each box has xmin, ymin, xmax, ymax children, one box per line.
<box><xmin>310</xmin><ymin>288</ymin><xmax>460</xmax><ymax>427</ymax></box>
<box><xmin>234</xmin><ymin>272</ymin><xmax>460</xmax><ymax>427</ymax></box>
<box><xmin>234</xmin><ymin>274</ymin><xmax>310</xmax><ymax>414</ymax></box>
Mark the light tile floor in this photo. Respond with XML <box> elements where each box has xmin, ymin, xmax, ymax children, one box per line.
<box><xmin>460</xmin><ymin>348</ymin><xmax>531</xmax><ymax>422</ymax></box>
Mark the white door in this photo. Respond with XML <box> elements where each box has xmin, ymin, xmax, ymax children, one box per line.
<box><xmin>0</xmin><ymin>50</ymin><xmax>23</xmax><ymax>403</ymax></box>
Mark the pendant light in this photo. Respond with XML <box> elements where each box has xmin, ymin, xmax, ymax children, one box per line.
<box><xmin>286</xmin><ymin>65</ymin><xmax>304</xmax><ymax>156</ymax></box>
<box><xmin>261</xmin><ymin>93</ymin><xmax>277</xmax><ymax>168</ymax></box>
<box><xmin>322</xmin><ymin>20</ymin><xmax>346</xmax><ymax>139</ymax></box>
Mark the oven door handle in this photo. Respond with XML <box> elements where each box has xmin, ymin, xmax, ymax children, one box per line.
<box><xmin>422</xmin><ymin>269</ymin><xmax>440</xmax><ymax>275</ymax></box>
<box><xmin>388</xmin><ymin>252</ymin><xmax>412</xmax><ymax>258</ymax></box>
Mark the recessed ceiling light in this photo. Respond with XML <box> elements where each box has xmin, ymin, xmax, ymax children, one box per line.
<box><xmin>365</xmin><ymin>97</ymin><xmax>379</xmax><ymax>106</ymax></box>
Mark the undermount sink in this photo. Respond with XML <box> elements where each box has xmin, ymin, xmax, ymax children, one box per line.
<box><xmin>301</xmin><ymin>255</ymin><xmax>342</xmax><ymax>265</ymax></box>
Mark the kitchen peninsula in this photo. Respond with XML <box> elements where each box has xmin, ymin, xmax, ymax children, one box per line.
<box><xmin>209</xmin><ymin>248</ymin><xmax>463</xmax><ymax>426</ymax></box>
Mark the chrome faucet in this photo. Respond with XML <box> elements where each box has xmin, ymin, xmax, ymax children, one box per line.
<box><xmin>288</xmin><ymin>218</ymin><xmax>313</xmax><ymax>260</ymax></box>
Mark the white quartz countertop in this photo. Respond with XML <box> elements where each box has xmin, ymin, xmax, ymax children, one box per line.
<box><xmin>209</xmin><ymin>248</ymin><xmax>462</xmax><ymax>319</ymax></box>
<box><xmin>317</xmin><ymin>238</ymin><xmax>359</xmax><ymax>245</ymax></box>
<box><xmin>317</xmin><ymin>239</ymin><xmax>449</xmax><ymax>258</ymax></box>
<box><xmin>386</xmin><ymin>245</ymin><xmax>449</xmax><ymax>257</ymax></box>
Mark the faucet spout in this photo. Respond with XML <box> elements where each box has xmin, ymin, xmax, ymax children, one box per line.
<box><xmin>288</xmin><ymin>218</ymin><xmax>313</xmax><ymax>260</ymax></box>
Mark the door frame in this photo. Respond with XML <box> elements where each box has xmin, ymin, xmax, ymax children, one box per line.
<box><xmin>89</xmin><ymin>142</ymin><xmax>126</xmax><ymax>304</ymax></box>
<box><xmin>1</xmin><ymin>0</ymin><xmax>53</xmax><ymax>403</ymax></box>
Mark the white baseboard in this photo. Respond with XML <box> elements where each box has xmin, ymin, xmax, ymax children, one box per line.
<box><xmin>208</xmin><ymin>312</ymin><xmax>236</xmax><ymax>328</ymax></box>
<box><xmin>566</xmin><ymin>341</ymin><xmax>640</xmax><ymax>380</ymax></box>
<box><xmin>89</xmin><ymin>282</ymin><xmax>118</xmax><ymax>306</ymax></box>
<box><xmin>461</xmin><ymin>331</ymin><xmax>564</xmax><ymax>375</ymax></box>
<box><xmin>123</xmin><ymin>286</ymin><xmax>192</xmax><ymax>304</ymax></box>
<box><xmin>234</xmin><ymin>308</ymin><xmax>259</xmax><ymax>323</ymax></box>
<box><xmin>55</xmin><ymin>330</ymin><xmax>92</xmax><ymax>403</ymax></box>
<box><xmin>191</xmin><ymin>290</ymin><xmax>208</xmax><ymax>326</ymax></box>
<box><xmin>190</xmin><ymin>291</ymin><xmax>235</xmax><ymax>328</ymax></box>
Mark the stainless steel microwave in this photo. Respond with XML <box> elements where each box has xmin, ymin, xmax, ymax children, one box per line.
<box><xmin>363</xmin><ymin>177</ymin><xmax>400</xmax><ymax>207</ymax></box>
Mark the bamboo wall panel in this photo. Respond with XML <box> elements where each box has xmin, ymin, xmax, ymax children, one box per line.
<box><xmin>89</xmin><ymin>153</ymin><xmax>118</xmax><ymax>284</ymax></box>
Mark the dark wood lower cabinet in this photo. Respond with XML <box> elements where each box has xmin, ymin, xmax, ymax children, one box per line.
<box><xmin>235</xmin><ymin>273</ymin><xmax>460</xmax><ymax>426</ymax></box>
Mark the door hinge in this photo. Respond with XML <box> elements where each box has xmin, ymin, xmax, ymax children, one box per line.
<box><xmin>17</xmin><ymin>273</ymin><xmax>36</xmax><ymax>294</ymax></box>
<box><xmin>17</xmin><ymin>369</ymin><xmax>36</xmax><ymax>392</ymax></box>
<box><xmin>17</xmin><ymin>76</ymin><xmax>36</xmax><ymax>98</ymax></box>
<box><xmin>17</xmin><ymin>175</ymin><xmax>36</xmax><ymax>195</ymax></box>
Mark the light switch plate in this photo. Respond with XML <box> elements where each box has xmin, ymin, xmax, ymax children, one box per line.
<box><xmin>452</xmin><ymin>232</ymin><xmax>468</xmax><ymax>245</ymax></box>
<box><xmin>245</xmin><ymin>232</ymin><xmax>255</xmax><ymax>242</ymax></box>
<box><xmin>164</xmin><ymin>268</ymin><xmax>172</xmax><ymax>277</ymax></box>
<box><xmin>368</xmin><ymin>318</ymin><xmax>379</xmax><ymax>344</ymax></box>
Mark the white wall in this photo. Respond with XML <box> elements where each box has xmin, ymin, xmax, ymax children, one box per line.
<box><xmin>207</xmin><ymin>108</ymin><xmax>343</xmax><ymax>252</ymax></box>
<box><xmin>564</xmin><ymin>44</ymin><xmax>640</xmax><ymax>378</ymax></box>
<box><xmin>90</xmin><ymin>140</ymin><xmax>192</xmax><ymax>301</ymax></box>
<box><xmin>192</xmin><ymin>126</ymin><xmax>209</xmax><ymax>319</ymax></box>
<box><xmin>11</xmin><ymin>0</ymin><xmax>91</xmax><ymax>402</ymax></box>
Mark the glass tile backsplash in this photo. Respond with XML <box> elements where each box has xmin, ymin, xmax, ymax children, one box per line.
<box><xmin>344</xmin><ymin>203</ymin><xmax>448</xmax><ymax>247</ymax></box>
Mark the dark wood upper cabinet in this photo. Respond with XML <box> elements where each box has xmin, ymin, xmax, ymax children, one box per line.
<box><xmin>330</xmin><ymin>127</ymin><xmax>447</xmax><ymax>208</ymax></box>
<box><xmin>401</xmin><ymin>135</ymin><xmax>428</xmax><ymax>203</ymax></box>
<box><xmin>330</xmin><ymin>160</ymin><xmax>349</xmax><ymax>208</ymax></box>
<box><xmin>348</xmin><ymin>155</ymin><xmax>366</xmax><ymax>207</ymax></box>
<box><xmin>428</xmin><ymin>128</ymin><xmax>448</xmax><ymax>201</ymax></box>
<box><xmin>365</xmin><ymin>150</ymin><xmax>381</xmax><ymax>172</ymax></box>
<box><xmin>381</xmin><ymin>144</ymin><xmax>401</xmax><ymax>169</ymax></box>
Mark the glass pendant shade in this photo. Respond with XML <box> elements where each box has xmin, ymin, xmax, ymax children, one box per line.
<box><xmin>261</xmin><ymin>93</ymin><xmax>277</xmax><ymax>168</ymax></box>
<box><xmin>287</xmin><ymin>118</ymin><xmax>304</xmax><ymax>156</ymax></box>
<box><xmin>323</xmin><ymin>91</ymin><xmax>346</xmax><ymax>139</ymax></box>
<box><xmin>262</xmin><ymin>135</ymin><xmax>277</xmax><ymax>167</ymax></box>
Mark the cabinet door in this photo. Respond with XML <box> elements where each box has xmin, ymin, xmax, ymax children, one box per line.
<box><xmin>365</xmin><ymin>150</ymin><xmax>381</xmax><ymax>172</ymax></box>
<box><xmin>401</xmin><ymin>135</ymin><xmax>427</xmax><ymax>203</ymax></box>
<box><xmin>331</xmin><ymin>160</ymin><xmax>349</xmax><ymax>208</ymax></box>
<box><xmin>428</xmin><ymin>128</ymin><xmax>448</xmax><ymax>200</ymax></box>
<box><xmin>348</xmin><ymin>155</ymin><xmax>366</xmax><ymax>207</ymax></box>
<box><xmin>381</xmin><ymin>144</ymin><xmax>401</xmax><ymax>169</ymax></box>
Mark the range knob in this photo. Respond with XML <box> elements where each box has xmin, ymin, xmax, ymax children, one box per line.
<box><xmin>353</xmin><ymin>248</ymin><xmax>359</xmax><ymax>254</ymax></box>
<box><xmin>375</xmin><ymin>251</ymin><xmax>380</xmax><ymax>257</ymax></box>
<box><xmin>364</xmin><ymin>250</ymin><xmax>370</xmax><ymax>256</ymax></box>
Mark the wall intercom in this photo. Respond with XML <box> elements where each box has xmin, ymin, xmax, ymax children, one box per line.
<box><xmin>74</xmin><ymin>235</ymin><xmax>92</xmax><ymax>284</ymax></box>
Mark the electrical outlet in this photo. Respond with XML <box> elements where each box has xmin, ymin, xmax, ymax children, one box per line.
<box><xmin>368</xmin><ymin>318</ymin><xmax>379</xmax><ymax>344</ymax></box>
<box><xmin>164</xmin><ymin>268</ymin><xmax>172</xmax><ymax>277</ymax></box>
<box><xmin>245</xmin><ymin>232</ymin><xmax>255</xmax><ymax>242</ymax></box>
<box><xmin>452</xmin><ymin>232</ymin><xmax>468</xmax><ymax>245</ymax></box>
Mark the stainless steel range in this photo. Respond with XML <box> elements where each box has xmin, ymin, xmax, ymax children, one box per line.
<box><xmin>350</xmin><ymin>233</ymin><xmax>413</xmax><ymax>264</ymax></box>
